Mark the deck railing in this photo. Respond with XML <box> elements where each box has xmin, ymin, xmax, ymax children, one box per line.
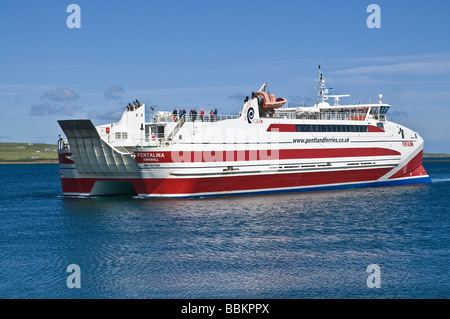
<box><xmin>163</xmin><ymin>114</ymin><xmax>240</xmax><ymax>123</ymax></box>
<box><xmin>95</xmin><ymin>110</ymin><xmax>389</xmax><ymax>151</ymax></box>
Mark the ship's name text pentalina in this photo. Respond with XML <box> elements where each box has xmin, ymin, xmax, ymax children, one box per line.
<box><xmin>136</xmin><ymin>152</ymin><xmax>165</xmax><ymax>158</ymax></box>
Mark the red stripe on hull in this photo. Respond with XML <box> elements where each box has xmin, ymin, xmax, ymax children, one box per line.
<box><xmin>135</xmin><ymin>148</ymin><xmax>401</xmax><ymax>163</ymax></box>
<box><xmin>60</xmin><ymin>168</ymin><xmax>392</xmax><ymax>196</ymax></box>
<box><xmin>140</xmin><ymin>168</ymin><xmax>392</xmax><ymax>195</ymax></box>
<box><xmin>389</xmin><ymin>150</ymin><xmax>425</xmax><ymax>179</ymax></box>
<box><xmin>267</xmin><ymin>124</ymin><xmax>296</xmax><ymax>132</ymax></box>
<box><xmin>58</xmin><ymin>152</ymin><xmax>75</xmax><ymax>164</ymax></box>
<box><xmin>60</xmin><ymin>178</ymin><xmax>146</xmax><ymax>194</ymax></box>
<box><xmin>368</xmin><ymin>125</ymin><xmax>385</xmax><ymax>132</ymax></box>
<box><xmin>60</xmin><ymin>177</ymin><xmax>96</xmax><ymax>194</ymax></box>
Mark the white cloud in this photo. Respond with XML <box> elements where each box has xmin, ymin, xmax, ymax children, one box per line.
<box><xmin>336</xmin><ymin>53</ymin><xmax>450</xmax><ymax>76</ymax></box>
<box><xmin>42</xmin><ymin>87</ymin><xmax>79</xmax><ymax>102</ymax></box>
<box><xmin>227</xmin><ymin>93</ymin><xmax>246</xmax><ymax>101</ymax></box>
<box><xmin>104</xmin><ymin>84</ymin><xmax>125</xmax><ymax>100</ymax></box>
<box><xmin>30</xmin><ymin>102</ymin><xmax>82</xmax><ymax>116</ymax></box>
<box><xmin>87</xmin><ymin>109</ymin><xmax>123</xmax><ymax>122</ymax></box>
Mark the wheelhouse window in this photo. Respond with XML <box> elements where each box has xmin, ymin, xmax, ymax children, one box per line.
<box><xmin>380</xmin><ymin>106</ymin><xmax>390</xmax><ymax>114</ymax></box>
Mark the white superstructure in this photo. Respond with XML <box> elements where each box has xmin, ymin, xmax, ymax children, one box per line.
<box><xmin>58</xmin><ymin>67</ymin><xmax>430</xmax><ymax>198</ymax></box>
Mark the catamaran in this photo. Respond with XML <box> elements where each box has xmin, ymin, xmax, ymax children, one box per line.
<box><xmin>58</xmin><ymin>67</ymin><xmax>430</xmax><ymax>197</ymax></box>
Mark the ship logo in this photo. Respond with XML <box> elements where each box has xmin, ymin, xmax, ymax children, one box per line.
<box><xmin>247</xmin><ymin>107</ymin><xmax>254</xmax><ymax>124</ymax></box>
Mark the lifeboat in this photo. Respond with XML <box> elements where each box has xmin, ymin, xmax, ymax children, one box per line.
<box><xmin>253</xmin><ymin>91</ymin><xmax>287</xmax><ymax>110</ymax></box>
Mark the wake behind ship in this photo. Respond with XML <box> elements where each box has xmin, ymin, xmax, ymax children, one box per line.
<box><xmin>57</xmin><ymin>67</ymin><xmax>431</xmax><ymax>198</ymax></box>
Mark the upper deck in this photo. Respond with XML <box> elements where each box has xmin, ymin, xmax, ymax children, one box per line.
<box><xmin>59</xmin><ymin>67</ymin><xmax>393</xmax><ymax>152</ymax></box>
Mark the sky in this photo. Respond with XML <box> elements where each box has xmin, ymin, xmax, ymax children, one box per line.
<box><xmin>0</xmin><ymin>0</ymin><xmax>449</xmax><ymax>153</ymax></box>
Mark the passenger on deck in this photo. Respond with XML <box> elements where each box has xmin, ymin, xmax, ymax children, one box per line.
<box><xmin>58</xmin><ymin>135</ymin><xmax>64</xmax><ymax>149</ymax></box>
<box><xmin>172</xmin><ymin>108</ymin><xmax>178</xmax><ymax>122</ymax></box>
<box><xmin>200</xmin><ymin>109</ymin><xmax>204</xmax><ymax>121</ymax></box>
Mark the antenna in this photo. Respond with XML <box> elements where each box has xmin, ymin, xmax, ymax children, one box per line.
<box><xmin>316</xmin><ymin>65</ymin><xmax>350</xmax><ymax>105</ymax></box>
<box><xmin>316</xmin><ymin>65</ymin><xmax>328</xmax><ymax>102</ymax></box>
<box><xmin>327</xmin><ymin>94</ymin><xmax>351</xmax><ymax>106</ymax></box>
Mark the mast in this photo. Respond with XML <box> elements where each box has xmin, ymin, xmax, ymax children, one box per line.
<box><xmin>316</xmin><ymin>65</ymin><xmax>350</xmax><ymax>106</ymax></box>
<box><xmin>317</xmin><ymin>65</ymin><xmax>328</xmax><ymax>103</ymax></box>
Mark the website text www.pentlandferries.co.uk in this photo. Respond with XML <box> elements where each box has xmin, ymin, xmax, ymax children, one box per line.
<box><xmin>293</xmin><ymin>137</ymin><xmax>350</xmax><ymax>144</ymax></box>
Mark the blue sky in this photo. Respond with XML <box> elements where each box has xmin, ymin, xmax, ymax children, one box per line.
<box><xmin>1</xmin><ymin>0</ymin><xmax>449</xmax><ymax>152</ymax></box>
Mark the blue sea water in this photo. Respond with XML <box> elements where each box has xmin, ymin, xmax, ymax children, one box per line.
<box><xmin>0</xmin><ymin>161</ymin><xmax>448</xmax><ymax>299</ymax></box>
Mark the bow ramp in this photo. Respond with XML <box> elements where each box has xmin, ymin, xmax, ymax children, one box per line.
<box><xmin>57</xmin><ymin>119</ymin><xmax>140</xmax><ymax>196</ymax></box>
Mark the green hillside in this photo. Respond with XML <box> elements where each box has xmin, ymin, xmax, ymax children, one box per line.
<box><xmin>423</xmin><ymin>153</ymin><xmax>450</xmax><ymax>157</ymax></box>
<box><xmin>0</xmin><ymin>142</ymin><xmax>58</xmax><ymax>163</ymax></box>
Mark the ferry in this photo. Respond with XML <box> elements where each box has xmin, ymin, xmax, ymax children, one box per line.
<box><xmin>57</xmin><ymin>66</ymin><xmax>431</xmax><ymax>198</ymax></box>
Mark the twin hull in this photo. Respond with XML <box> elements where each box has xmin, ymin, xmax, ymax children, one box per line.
<box><xmin>58</xmin><ymin>117</ymin><xmax>431</xmax><ymax>198</ymax></box>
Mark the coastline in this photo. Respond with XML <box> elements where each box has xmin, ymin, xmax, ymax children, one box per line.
<box><xmin>423</xmin><ymin>154</ymin><xmax>450</xmax><ymax>162</ymax></box>
<box><xmin>0</xmin><ymin>160</ymin><xmax>58</xmax><ymax>164</ymax></box>
<box><xmin>0</xmin><ymin>142</ymin><xmax>59</xmax><ymax>164</ymax></box>
<box><xmin>2</xmin><ymin>159</ymin><xmax>449</xmax><ymax>164</ymax></box>
<box><xmin>0</xmin><ymin>145</ymin><xmax>449</xmax><ymax>165</ymax></box>
<box><xmin>0</xmin><ymin>154</ymin><xmax>449</xmax><ymax>165</ymax></box>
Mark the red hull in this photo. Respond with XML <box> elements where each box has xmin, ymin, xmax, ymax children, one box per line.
<box><xmin>61</xmin><ymin>167</ymin><xmax>394</xmax><ymax>196</ymax></box>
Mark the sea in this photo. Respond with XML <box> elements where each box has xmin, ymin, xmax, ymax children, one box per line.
<box><xmin>0</xmin><ymin>160</ymin><xmax>448</xmax><ymax>300</ymax></box>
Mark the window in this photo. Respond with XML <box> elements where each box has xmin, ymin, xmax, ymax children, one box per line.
<box><xmin>298</xmin><ymin>125</ymin><xmax>309</xmax><ymax>132</ymax></box>
<box><xmin>115</xmin><ymin>132</ymin><xmax>121</xmax><ymax>139</ymax></box>
<box><xmin>380</xmin><ymin>106</ymin><xmax>390</xmax><ymax>114</ymax></box>
<box><xmin>294</xmin><ymin>124</ymin><xmax>368</xmax><ymax>133</ymax></box>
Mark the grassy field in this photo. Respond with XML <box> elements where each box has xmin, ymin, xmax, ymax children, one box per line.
<box><xmin>0</xmin><ymin>142</ymin><xmax>58</xmax><ymax>163</ymax></box>
<box><xmin>423</xmin><ymin>153</ymin><xmax>450</xmax><ymax>157</ymax></box>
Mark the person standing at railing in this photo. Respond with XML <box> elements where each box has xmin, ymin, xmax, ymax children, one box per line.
<box><xmin>214</xmin><ymin>108</ymin><xmax>218</xmax><ymax>121</ymax></box>
<box><xmin>172</xmin><ymin>108</ymin><xmax>178</xmax><ymax>122</ymax></box>
<box><xmin>200</xmin><ymin>109</ymin><xmax>204</xmax><ymax>121</ymax></box>
<box><xmin>58</xmin><ymin>135</ymin><xmax>64</xmax><ymax>149</ymax></box>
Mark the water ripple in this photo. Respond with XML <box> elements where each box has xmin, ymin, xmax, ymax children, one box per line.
<box><xmin>0</xmin><ymin>162</ymin><xmax>449</xmax><ymax>298</ymax></box>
